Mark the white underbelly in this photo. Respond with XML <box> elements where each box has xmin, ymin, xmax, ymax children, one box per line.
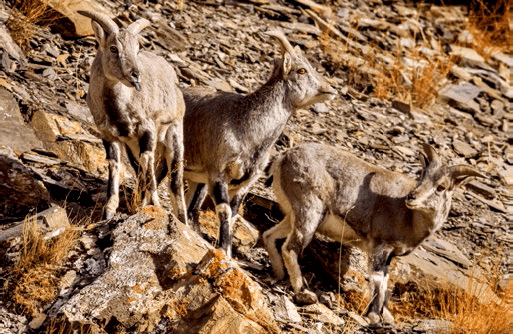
<box><xmin>184</xmin><ymin>169</ymin><xmax>208</xmax><ymax>184</ymax></box>
<box><xmin>317</xmin><ymin>214</ymin><xmax>363</xmax><ymax>247</ymax></box>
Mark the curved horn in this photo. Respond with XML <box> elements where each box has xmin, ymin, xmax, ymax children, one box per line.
<box><xmin>78</xmin><ymin>10</ymin><xmax>119</xmax><ymax>36</ymax></box>
<box><xmin>421</xmin><ymin>142</ymin><xmax>440</xmax><ymax>165</ymax></box>
<box><xmin>128</xmin><ymin>18</ymin><xmax>151</xmax><ymax>35</ymax></box>
<box><xmin>266</xmin><ymin>30</ymin><xmax>296</xmax><ymax>54</ymax></box>
<box><xmin>449</xmin><ymin>165</ymin><xmax>486</xmax><ymax>180</ymax></box>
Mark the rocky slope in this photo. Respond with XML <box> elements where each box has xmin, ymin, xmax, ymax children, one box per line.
<box><xmin>0</xmin><ymin>0</ymin><xmax>510</xmax><ymax>333</ymax></box>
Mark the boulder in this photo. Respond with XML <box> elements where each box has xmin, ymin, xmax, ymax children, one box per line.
<box><xmin>437</xmin><ymin>83</ymin><xmax>482</xmax><ymax>114</ymax></box>
<box><xmin>56</xmin><ymin>209</ymin><xmax>279</xmax><ymax>333</ymax></box>
<box><xmin>45</xmin><ymin>0</ymin><xmax>109</xmax><ymax>37</ymax></box>
<box><xmin>0</xmin><ymin>88</ymin><xmax>42</xmax><ymax>153</ymax></box>
<box><xmin>172</xmin><ymin>249</ymin><xmax>281</xmax><ymax>334</ymax></box>
<box><xmin>31</xmin><ymin>111</ymin><xmax>107</xmax><ymax>177</ymax></box>
<box><xmin>0</xmin><ymin>147</ymin><xmax>49</xmax><ymax>219</ymax></box>
<box><xmin>0</xmin><ymin>205</ymin><xmax>69</xmax><ymax>241</ymax></box>
<box><xmin>0</xmin><ymin>23</ymin><xmax>27</xmax><ymax>65</ymax></box>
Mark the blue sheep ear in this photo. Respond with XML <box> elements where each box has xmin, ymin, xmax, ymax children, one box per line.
<box><xmin>91</xmin><ymin>21</ymin><xmax>105</xmax><ymax>47</ymax></box>
<box><xmin>78</xmin><ymin>10</ymin><xmax>119</xmax><ymax>47</ymax></box>
<box><xmin>282</xmin><ymin>52</ymin><xmax>292</xmax><ymax>76</ymax></box>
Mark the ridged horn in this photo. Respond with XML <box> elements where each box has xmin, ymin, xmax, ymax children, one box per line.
<box><xmin>128</xmin><ymin>18</ymin><xmax>151</xmax><ymax>35</ymax></box>
<box><xmin>78</xmin><ymin>10</ymin><xmax>119</xmax><ymax>36</ymax></box>
<box><xmin>449</xmin><ymin>165</ymin><xmax>486</xmax><ymax>180</ymax></box>
<box><xmin>421</xmin><ymin>142</ymin><xmax>440</xmax><ymax>165</ymax></box>
<box><xmin>266</xmin><ymin>30</ymin><xmax>295</xmax><ymax>54</ymax></box>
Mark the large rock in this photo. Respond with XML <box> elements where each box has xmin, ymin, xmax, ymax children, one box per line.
<box><xmin>57</xmin><ymin>208</ymin><xmax>279</xmax><ymax>334</ymax></box>
<box><xmin>45</xmin><ymin>0</ymin><xmax>108</xmax><ymax>37</ymax></box>
<box><xmin>0</xmin><ymin>23</ymin><xmax>27</xmax><ymax>65</ymax></box>
<box><xmin>0</xmin><ymin>88</ymin><xmax>42</xmax><ymax>153</ymax></box>
<box><xmin>58</xmin><ymin>208</ymin><xmax>211</xmax><ymax>333</ymax></box>
<box><xmin>0</xmin><ymin>147</ymin><xmax>49</xmax><ymax>219</ymax></box>
<box><xmin>172</xmin><ymin>249</ymin><xmax>281</xmax><ymax>334</ymax></box>
<box><xmin>0</xmin><ymin>205</ymin><xmax>69</xmax><ymax>241</ymax></box>
<box><xmin>437</xmin><ymin>83</ymin><xmax>482</xmax><ymax>114</ymax></box>
<box><xmin>31</xmin><ymin>111</ymin><xmax>107</xmax><ymax>177</ymax></box>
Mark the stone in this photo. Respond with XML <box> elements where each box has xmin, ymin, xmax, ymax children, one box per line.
<box><xmin>274</xmin><ymin>296</ymin><xmax>301</xmax><ymax>323</ymax></box>
<box><xmin>66</xmin><ymin>100</ymin><xmax>95</xmax><ymax>124</ymax></box>
<box><xmin>59</xmin><ymin>209</ymin><xmax>211</xmax><ymax>333</ymax></box>
<box><xmin>458</xmin><ymin>30</ymin><xmax>473</xmax><ymax>45</ymax></box>
<box><xmin>58</xmin><ymin>210</ymin><xmax>279</xmax><ymax>333</ymax></box>
<box><xmin>31</xmin><ymin>111</ymin><xmax>107</xmax><ymax>176</ymax></box>
<box><xmin>45</xmin><ymin>0</ymin><xmax>108</xmax><ymax>37</ymax></box>
<box><xmin>40</xmin><ymin>206</ymin><xmax>70</xmax><ymax>231</ymax></box>
<box><xmin>421</xmin><ymin>237</ymin><xmax>471</xmax><ymax>269</ymax></box>
<box><xmin>413</xmin><ymin>319</ymin><xmax>453</xmax><ymax>333</ymax></box>
<box><xmin>491</xmin><ymin>99</ymin><xmax>505</xmax><ymax>116</ymax></box>
<box><xmin>300</xmin><ymin>303</ymin><xmax>344</xmax><ymax>326</ymax></box>
<box><xmin>492</xmin><ymin>52</ymin><xmax>513</xmax><ymax>68</ymax></box>
<box><xmin>347</xmin><ymin>311</ymin><xmax>369</xmax><ymax>327</ymax></box>
<box><xmin>28</xmin><ymin>313</ymin><xmax>47</xmax><ymax>330</ymax></box>
<box><xmin>233</xmin><ymin>216</ymin><xmax>259</xmax><ymax>253</ymax></box>
<box><xmin>205</xmin><ymin>79</ymin><xmax>233</xmax><ymax>92</ymax></box>
<box><xmin>498</xmin><ymin>168</ymin><xmax>513</xmax><ymax>186</ymax></box>
<box><xmin>0</xmin><ymin>306</ymin><xmax>28</xmax><ymax>334</ymax></box>
<box><xmin>0</xmin><ymin>23</ymin><xmax>27</xmax><ymax>65</ymax></box>
<box><xmin>0</xmin><ymin>205</ymin><xmax>69</xmax><ymax>241</ymax></box>
<box><xmin>0</xmin><ymin>88</ymin><xmax>42</xmax><ymax>153</ymax></box>
<box><xmin>394</xmin><ymin>145</ymin><xmax>416</xmax><ymax>157</ymax></box>
<box><xmin>452</xmin><ymin>139</ymin><xmax>478</xmax><ymax>158</ymax></box>
<box><xmin>173</xmin><ymin>249</ymin><xmax>281</xmax><ymax>334</ymax></box>
<box><xmin>450</xmin><ymin>46</ymin><xmax>487</xmax><ymax>68</ymax></box>
<box><xmin>0</xmin><ymin>147</ymin><xmax>49</xmax><ymax>221</ymax></box>
<box><xmin>59</xmin><ymin>270</ymin><xmax>78</xmax><ymax>292</ymax></box>
<box><xmin>312</xmin><ymin>102</ymin><xmax>329</xmax><ymax>113</ymax></box>
<box><xmin>437</xmin><ymin>83</ymin><xmax>482</xmax><ymax>114</ymax></box>
<box><xmin>391</xmin><ymin>100</ymin><xmax>410</xmax><ymax>113</ymax></box>
<box><xmin>20</xmin><ymin>152</ymin><xmax>60</xmax><ymax>165</ymax></box>
<box><xmin>466</xmin><ymin>180</ymin><xmax>496</xmax><ymax>199</ymax></box>
<box><xmin>505</xmin><ymin>145</ymin><xmax>513</xmax><ymax>164</ymax></box>
<box><xmin>450</xmin><ymin>65</ymin><xmax>473</xmax><ymax>81</ymax></box>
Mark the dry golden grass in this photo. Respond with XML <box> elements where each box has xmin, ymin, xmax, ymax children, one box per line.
<box><xmin>319</xmin><ymin>30</ymin><xmax>453</xmax><ymax>108</ymax></box>
<box><xmin>6</xmin><ymin>0</ymin><xmax>63</xmax><ymax>51</ymax></box>
<box><xmin>6</xmin><ymin>213</ymin><xmax>79</xmax><ymax>316</ymax></box>
<box><xmin>320</xmin><ymin>0</ymin><xmax>509</xmax><ymax>108</ymax></box>
<box><xmin>466</xmin><ymin>0</ymin><xmax>511</xmax><ymax>60</ymax></box>
<box><xmin>375</xmin><ymin>50</ymin><xmax>455</xmax><ymax>108</ymax></box>
<box><xmin>388</xmin><ymin>252</ymin><xmax>511</xmax><ymax>334</ymax></box>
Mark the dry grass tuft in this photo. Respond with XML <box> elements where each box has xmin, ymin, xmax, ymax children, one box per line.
<box><xmin>374</xmin><ymin>50</ymin><xmax>454</xmax><ymax>108</ymax></box>
<box><xmin>7</xmin><ymin>214</ymin><xmax>79</xmax><ymax>316</ymax></box>
<box><xmin>466</xmin><ymin>0</ymin><xmax>511</xmax><ymax>59</ymax></box>
<box><xmin>389</xmin><ymin>252</ymin><xmax>511</xmax><ymax>334</ymax></box>
<box><xmin>6</xmin><ymin>0</ymin><xmax>63</xmax><ymax>51</ymax></box>
<box><xmin>319</xmin><ymin>30</ymin><xmax>453</xmax><ymax>108</ymax></box>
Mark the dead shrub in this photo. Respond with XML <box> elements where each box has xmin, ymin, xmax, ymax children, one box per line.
<box><xmin>6</xmin><ymin>0</ymin><xmax>64</xmax><ymax>51</ymax></box>
<box><xmin>319</xmin><ymin>29</ymin><xmax>453</xmax><ymax>108</ymax></box>
<box><xmin>6</xmin><ymin>214</ymin><xmax>79</xmax><ymax>316</ymax></box>
<box><xmin>466</xmin><ymin>0</ymin><xmax>511</xmax><ymax>59</ymax></box>
<box><xmin>389</xmin><ymin>251</ymin><xmax>511</xmax><ymax>334</ymax></box>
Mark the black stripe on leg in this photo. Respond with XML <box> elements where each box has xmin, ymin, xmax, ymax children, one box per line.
<box><xmin>139</xmin><ymin>131</ymin><xmax>153</xmax><ymax>153</ymax></box>
<box><xmin>188</xmin><ymin>183</ymin><xmax>207</xmax><ymax>212</ymax></box>
<box><xmin>125</xmin><ymin>144</ymin><xmax>140</xmax><ymax>173</ymax></box>
<box><xmin>230</xmin><ymin>191</ymin><xmax>245</xmax><ymax>215</ymax></box>
<box><xmin>212</xmin><ymin>180</ymin><xmax>229</xmax><ymax>205</ymax></box>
